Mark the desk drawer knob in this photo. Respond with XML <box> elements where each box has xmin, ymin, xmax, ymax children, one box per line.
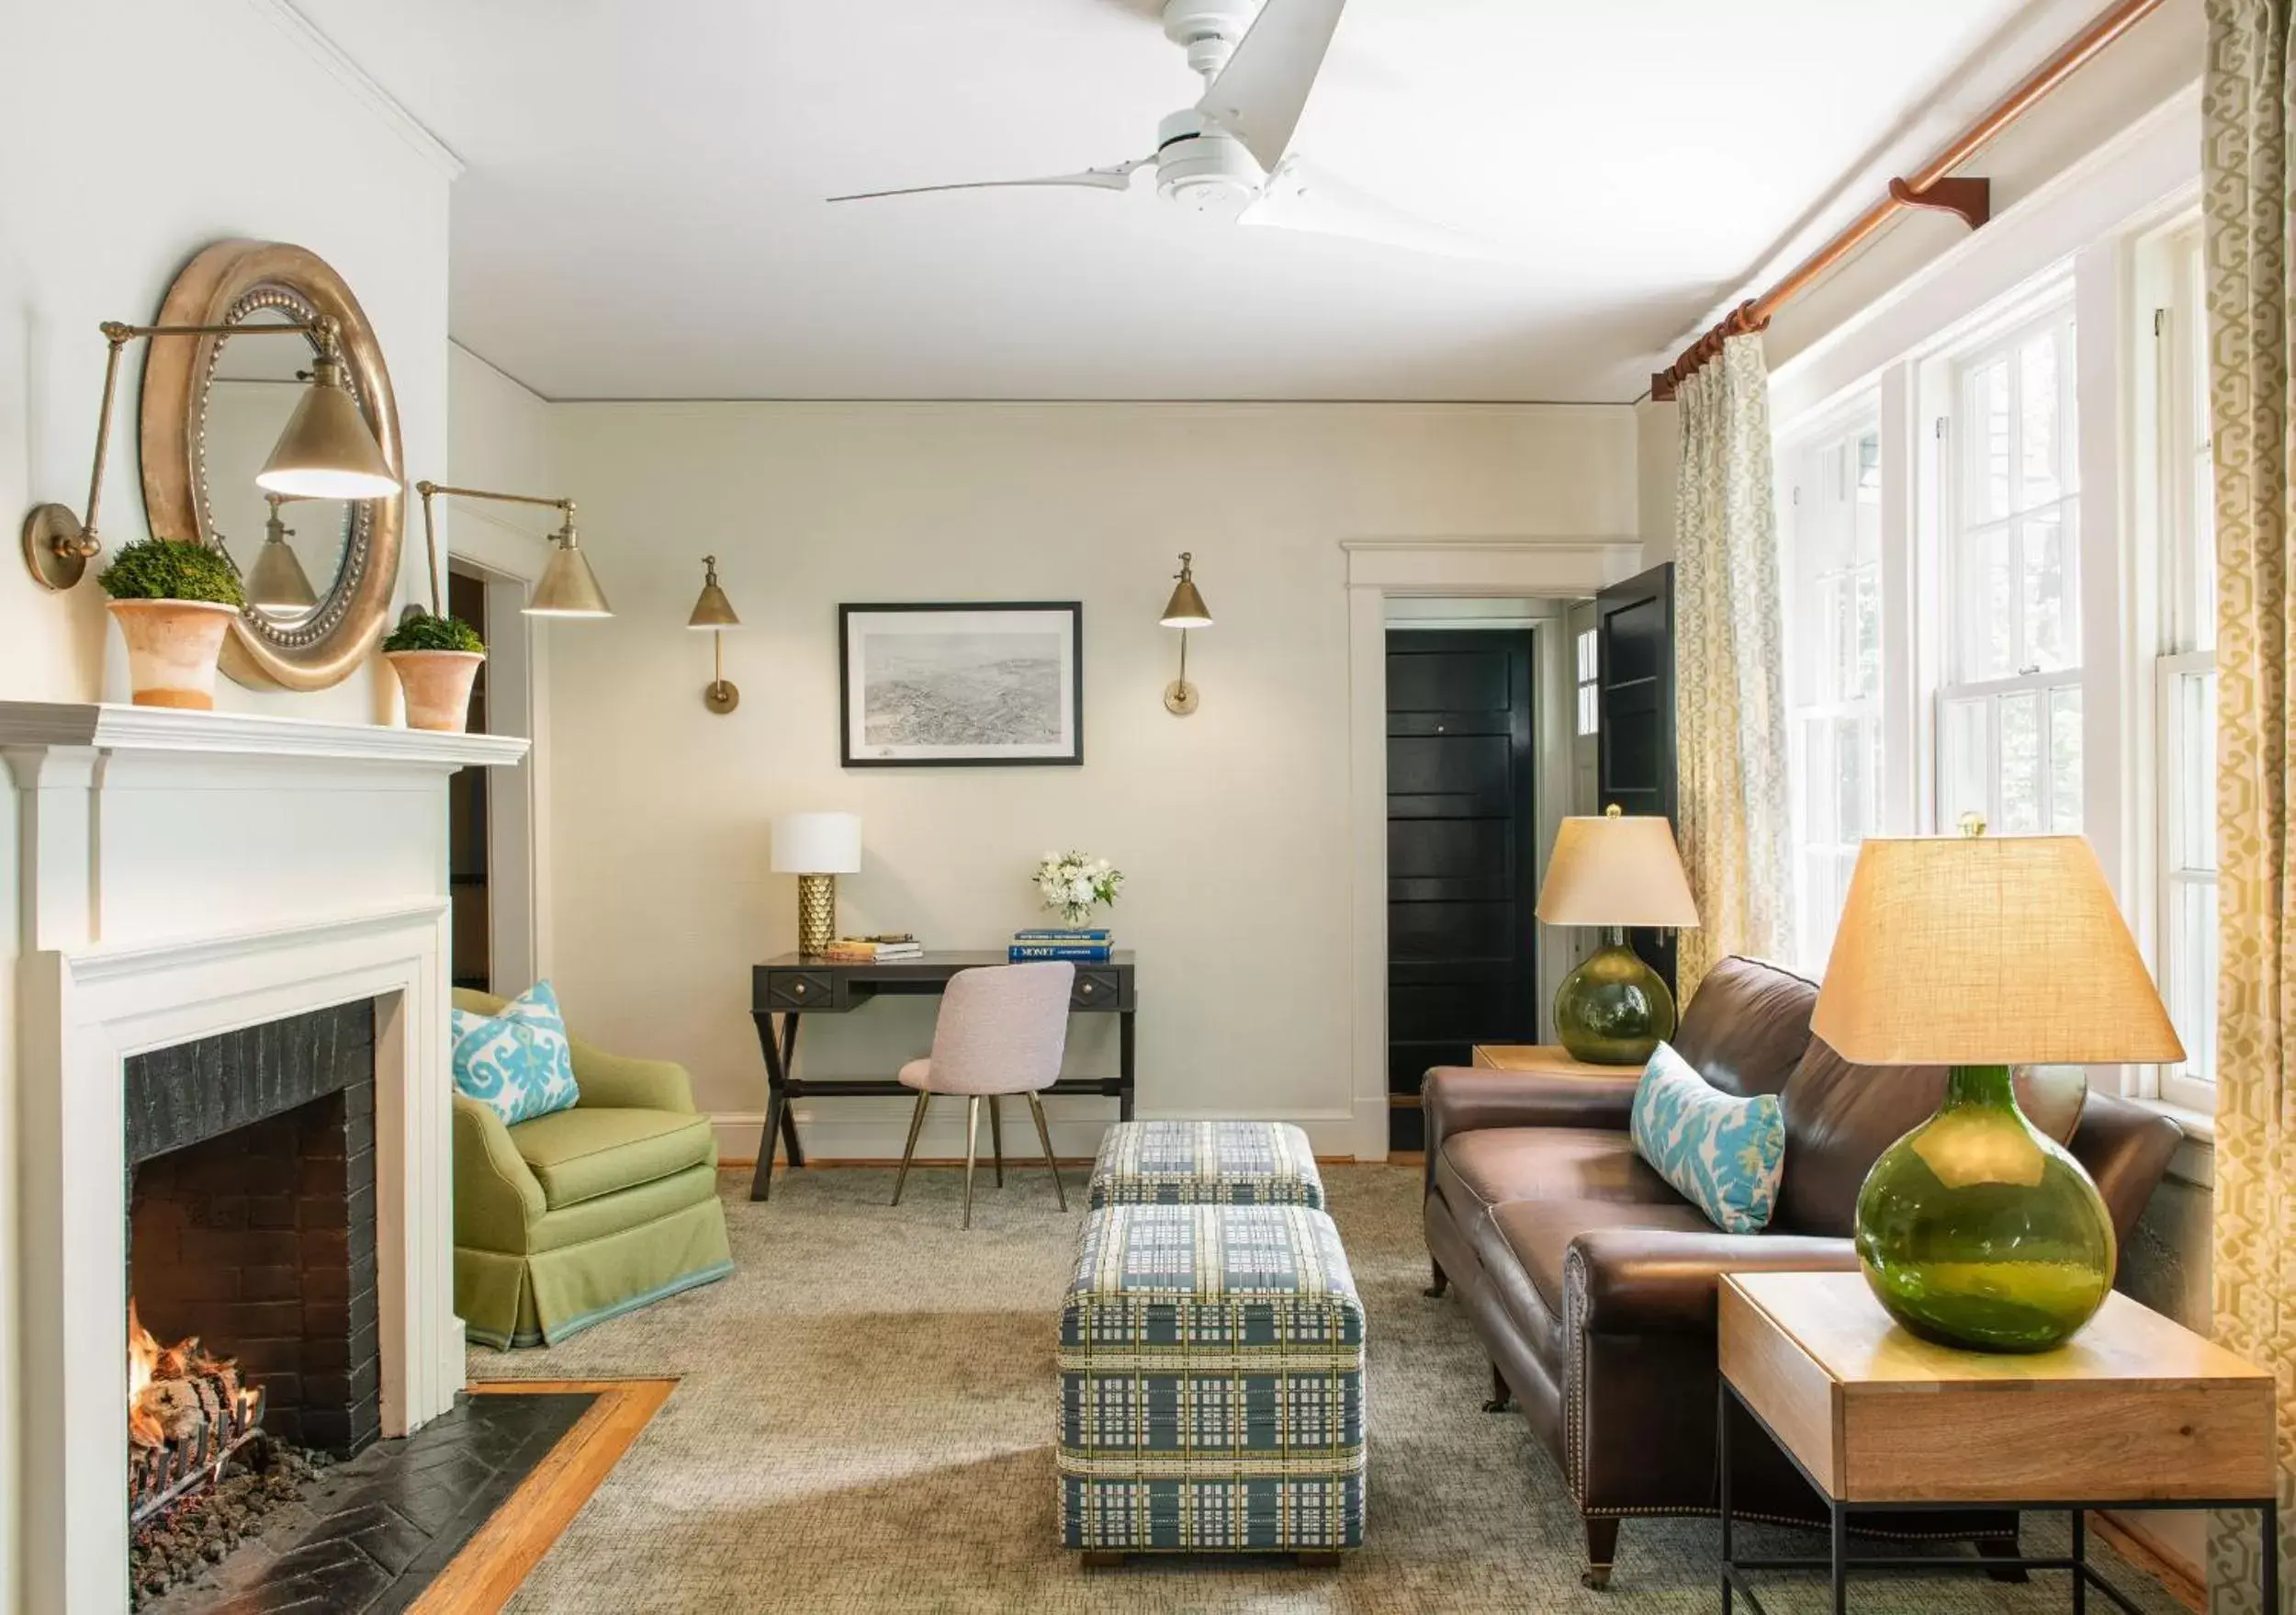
<box><xmin>1079</xmin><ymin>981</ymin><xmax>1095</xmax><ymax>996</ymax></box>
<box><xmin>791</xmin><ymin>982</ymin><xmax>807</xmax><ymax>997</ymax></box>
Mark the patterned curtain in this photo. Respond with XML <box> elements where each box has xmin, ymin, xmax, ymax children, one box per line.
<box><xmin>1672</xmin><ymin>333</ymin><xmax>1795</xmax><ymax>1001</ymax></box>
<box><xmin>2206</xmin><ymin>4</ymin><xmax>2296</xmax><ymax>1609</ymax></box>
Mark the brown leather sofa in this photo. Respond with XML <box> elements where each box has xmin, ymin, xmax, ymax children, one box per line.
<box><xmin>1422</xmin><ymin>955</ymin><xmax>2183</xmax><ymax>1588</ymax></box>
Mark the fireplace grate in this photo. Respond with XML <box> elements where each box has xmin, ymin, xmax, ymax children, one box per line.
<box><xmin>129</xmin><ymin>1385</ymin><xmax>267</xmax><ymax>1529</ymax></box>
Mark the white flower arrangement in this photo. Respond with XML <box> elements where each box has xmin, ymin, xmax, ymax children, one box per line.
<box><xmin>1033</xmin><ymin>850</ymin><xmax>1123</xmax><ymax>926</ymax></box>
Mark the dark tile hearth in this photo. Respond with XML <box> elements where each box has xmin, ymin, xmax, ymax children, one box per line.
<box><xmin>142</xmin><ymin>1390</ymin><xmax>597</xmax><ymax>1615</ymax></box>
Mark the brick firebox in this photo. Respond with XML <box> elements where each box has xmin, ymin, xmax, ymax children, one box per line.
<box><xmin>126</xmin><ymin>1000</ymin><xmax>381</xmax><ymax>1453</ymax></box>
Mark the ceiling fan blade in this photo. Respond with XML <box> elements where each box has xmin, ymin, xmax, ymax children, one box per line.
<box><xmin>827</xmin><ymin>157</ymin><xmax>1152</xmax><ymax>204</ymax></box>
<box><xmin>1240</xmin><ymin>156</ymin><xmax>1515</xmax><ymax>263</ymax></box>
<box><xmin>1196</xmin><ymin>0</ymin><xmax>1348</xmax><ymax>172</ymax></box>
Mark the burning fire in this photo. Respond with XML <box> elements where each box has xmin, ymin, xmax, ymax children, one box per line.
<box><xmin>126</xmin><ymin>1301</ymin><xmax>243</xmax><ymax>1451</ymax></box>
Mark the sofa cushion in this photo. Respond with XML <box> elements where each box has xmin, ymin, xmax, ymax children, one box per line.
<box><xmin>1773</xmin><ymin>1039</ymin><xmax>2086</xmax><ymax>1237</ymax></box>
<box><xmin>1435</xmin><ymin>1126</ymin><xmax>1679</xmax><ymax>1222</ymax></box>
<box><xmin>1472</xmin><ymin>1198</ymin><xmax>1711</xmax><ymax>1352</ymax></box>
<box><xmin>452</xmin><ymin>981</ymin><xmax>580</xmax><ymax>1127</ymax></box>
<box><xmin>1670</xmin><ymin>956</ymin><xmax>1818</xmax><ymax>1099</ymax></box>
<box><xmin>510</xmin><ymin>1106</ymin><xmax>716</xmax><ymax>1210</ymax></box>
<box><xmin>1629</xmin><ymin>1042</ymin><xmax>1785</xmax><ymax>1233</ymax></box>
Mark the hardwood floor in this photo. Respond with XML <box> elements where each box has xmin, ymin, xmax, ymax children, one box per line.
<box><xmin>410</xmin><ymin>1379</ymin><xmax>676</xmax><ymax>1615</ymax></box>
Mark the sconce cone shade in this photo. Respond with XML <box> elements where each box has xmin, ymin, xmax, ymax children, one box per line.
<box><xmin>524</xmin><ymin>534</ymin><xmax>613</xmax><ymax>617</ymax></box>
<box><xmin>688</xmin><ymin>579</ymin><xmax>740</xmax><ymax>628</ymax></box>
<box><xmin>1812</xmin><ymin>834</ymin><xmax>2183</xmax><ymax>1067</ymax></box>
<box><xmin>1160</xmin><ymin>572</ymin><xmax>1212</xmax><ymax>629</ymax></box>
<box><xmin>1536</xmin><ymin>813</ymin><xmax>1701</xmax><ymax>929</ymax></box>
<box><xmin>245</xmin><ymin>532</ymin><xmax>318</xmax><ymax>611</ymax></box>
<box><xmin>771</xmin><ymin>812</ymin><xmax>862</xmax><ymax>875</ymax></box>
<box><xmin>254</xmin><ymin>376</ymin><xmax>400</xmax><ymax>500</ymax></box>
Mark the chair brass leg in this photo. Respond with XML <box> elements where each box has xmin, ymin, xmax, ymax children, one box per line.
<box><xmin>1028</xmin><ymin>1092</ymin><xmax>1066</xmax><ymax>1212</ymax></box>
<box><xmin>962</xmin><ymin>1096</ymin><xmax>980</xmax><ymax>1230</ymax></box>
<box><xmin>989</xmin><ymin>1094</ymin><xmax>1005</xmax><ymax>1188</ymax></box>
<box><xmin>891</xmin><ymin>1091</ymin><xmax>929</xmax><ymax>1206</ymax></box>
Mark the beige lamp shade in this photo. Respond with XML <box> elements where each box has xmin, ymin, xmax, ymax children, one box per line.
<box><xmin>771</xmin><ymin>812</ymin><xmax>862</xmax><ymax>875</ymax></box>
<box><xmin>1536</xmin><ymin>811</ymin><xmax>1700</xmax><ymax>929</ymax></box>
<box><xmin>1812</xmin><ymin>833</ymin><xmax>2185</xmax><ymax>1067</ymax></box>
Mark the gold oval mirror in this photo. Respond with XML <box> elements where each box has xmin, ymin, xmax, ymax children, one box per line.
<box><xmin>139</xmin><ymin>240</ymin><xmax>404</xmax><ymax>691</ymax></box>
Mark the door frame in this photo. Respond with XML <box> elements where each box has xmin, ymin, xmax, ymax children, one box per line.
<box><xmin>435</xmin><ymin>504</ymin><xmax>557</xmax><ymax>991</ymax></box>
<box><xmin>1345</xmin><ymin>539</ymin><xmax>1647</xmax><ymax>1161</ymax></box>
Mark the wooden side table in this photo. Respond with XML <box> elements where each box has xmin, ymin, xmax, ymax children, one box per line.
<box><xmin>1470</xmin><ymin>1044</ymin><xmax>1637</xmax><ymax>1076</ymax></box>
<box><xmin>1717</xmin><ymin>1271</ymin><xmax>2277</xmax><ymax>1612</ymax></box>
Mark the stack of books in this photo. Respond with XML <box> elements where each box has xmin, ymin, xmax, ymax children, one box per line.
<box><xmin>823</xmin><ymin>934</ymin><xmax>924</xmax><ymax>962</ymax></box>
<box><xmin>1009</xmin><ymin>927</ymin><xmax>1113</xmax><ymax>963</ymax></box>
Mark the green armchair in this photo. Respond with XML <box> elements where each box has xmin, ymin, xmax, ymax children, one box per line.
<box><xmin>453</xmin><ymin>988</ymin><xmax>734</xmax><ymax>1349</ymax></box>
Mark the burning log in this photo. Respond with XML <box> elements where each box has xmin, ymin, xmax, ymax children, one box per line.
<box><xmin>126</xmin><ymin>1300</ymin><xmax>265</xmax><ymax>1527</ymax></box>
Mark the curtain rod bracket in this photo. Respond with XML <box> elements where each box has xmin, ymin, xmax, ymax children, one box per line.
<box><xmin>1887</xmin><ymin>175</ymin><xmax>1991</xmax><ymax>231</ymax></box>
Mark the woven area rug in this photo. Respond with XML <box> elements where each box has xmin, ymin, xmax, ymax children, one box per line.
<box><xmin>467</xmin><ymin>1164</ymin><xmax>2184</xmax><ymax>1613</ymax></box>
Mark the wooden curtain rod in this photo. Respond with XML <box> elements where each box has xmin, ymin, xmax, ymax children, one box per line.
<box><xmin>1649</xmin><ymin>0</ymin><xmax>2166</xmax><ymax>402</ymax></box>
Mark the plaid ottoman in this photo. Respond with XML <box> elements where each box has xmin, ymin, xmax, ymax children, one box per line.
<box><xmin>1058</xmin><ymin>1203</ymin><xmax>1366</xmax><ymax>1555</ymax></box>
<box><xmin>1086</xmin><ymin>1120</ymin><xmax>1325</xmax><ymax>1210</ymax></box>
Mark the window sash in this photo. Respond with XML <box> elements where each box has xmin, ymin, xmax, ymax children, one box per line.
<box><xmin>2155</xmin><ymin>649</ymin><xmax>2217</xmax><ymax>1104</ymax></box>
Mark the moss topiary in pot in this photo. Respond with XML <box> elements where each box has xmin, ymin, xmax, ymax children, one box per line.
<box><xmin>382</xmin><ymin>611</ymin><xmax>486</xmax><ymax>733</ymax></box>
<box><xmin>96</xmin><ymin>538</ymin><xmax>247</xmax><ymax>710</ymax></box>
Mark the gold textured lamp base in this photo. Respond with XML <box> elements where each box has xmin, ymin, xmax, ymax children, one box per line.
<box><xmin>796</xmin><ymin>874</ymin><xmax>838</xmax><ymax>956</ymax></box>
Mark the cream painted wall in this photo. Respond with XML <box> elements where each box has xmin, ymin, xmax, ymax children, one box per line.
<box><xmin>0</xmin><ymin>4</ymin><xmax>454</xmax><ymax>1605</ymax></box>
<box><xmin>1635</xmin><ymin>399</ymin><xmax>1679</xmax><ymax>565</ymax></box>
<box><xmin>535</xmin><ymin>401</ymin><xmax>1637</xmax><ymax>1162</ymax></box>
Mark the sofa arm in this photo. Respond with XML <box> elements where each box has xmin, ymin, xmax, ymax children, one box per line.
<box><xmin>2067</xmin><ymin>1089</ymin><xmax>2183</xmax><ymax>1243</ymax></box>
<box><xmin>1567</xmin><ymin>1226</ymin><xmax>1859</xmax><ymax>1335</ymax></box>
<box><xmin>453</xmin><ymin>1093</ymin><xmax>546</xmax><ymax>1251</ymax></box>
<box><xmin>1422</xmin><ymin>1066</ymin><xmax>1641</xmax><ymax>1192</ymax></box>
<box><xmin>568</xmin><ymin>1034</ymin><xmax>698</xmax><ymax>1113</ymax></box>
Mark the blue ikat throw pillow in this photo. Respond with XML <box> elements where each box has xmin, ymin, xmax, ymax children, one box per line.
<box><xmin>451</xmin><ymin>982</ymin><xmax>579</xmax><ymax>1128</ymax></box>
<box><xmin>1629</xmin><ymin>1041</ymin><xmax>1784</xmax><ymax>1234</ymax></box>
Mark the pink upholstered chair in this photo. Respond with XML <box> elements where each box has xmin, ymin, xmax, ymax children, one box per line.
<box><xmin>891</xmin><ymin>962</ymin><xmax>1075</xmax><ymax>1228</ymax></box>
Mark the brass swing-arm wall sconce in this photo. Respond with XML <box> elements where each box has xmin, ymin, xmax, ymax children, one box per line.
<box><xmin>21</xmin><ymin>313</ymin><xmax>398</xmax><ymax>591</ymax></box>
<box><xmin>246</xmin><ymin>493</ymin><xmax>320</xmax><ymax>612</ymax></box>
<box><xmin>411</xmin><ymin>480</ymin><xmax>614</xmax><ymax>620</ymax></box>
<box><xmin>687</xmin><ymin>554</ymin><xmax>742</xmax><ymax>714</ymax></box>
<box><xmin>1159</xmin><ymin>550</ymin><xmax>1212</xmax><ymax>716</ymax></box>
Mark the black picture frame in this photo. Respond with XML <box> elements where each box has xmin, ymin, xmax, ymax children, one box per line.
<box><xmin>838</xmin><ymin>602</ymin><xmax>1085</xmax><ymax>768</ymax></box>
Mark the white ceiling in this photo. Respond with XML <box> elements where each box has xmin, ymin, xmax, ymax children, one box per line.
<box><xmin>298</xmin><ymin>0</ymin><xmax>2055</xmax><ymax>402</ymax></box>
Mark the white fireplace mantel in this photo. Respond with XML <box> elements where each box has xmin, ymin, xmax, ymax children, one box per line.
<box><xmin>5</xmin><ymin>702</ymin><xmax>527</xmax><ymax>1612</ymax></box>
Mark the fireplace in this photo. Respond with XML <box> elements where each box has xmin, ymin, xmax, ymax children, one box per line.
<box><xmin>126</xmin><ymin>1000</ymin><xmax>382</xmax><ymax>1463</ymax></box>
<box><xmin>4</xmin><ymin>700</ymin><xmax>526</xmax><ymax>1609</ymax></box>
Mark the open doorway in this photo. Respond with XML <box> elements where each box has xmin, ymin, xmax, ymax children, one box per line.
<box><xmin>447</xmin><ymin>564</ymin><xmax>491</xmax><ymax>992</ymax></box>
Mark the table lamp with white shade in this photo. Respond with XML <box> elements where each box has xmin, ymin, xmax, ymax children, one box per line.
<box><xmin>1535</xmin><ymin>806</ymin><xmax>1701</xmax><ymax>1064</ymax></box>
<box><xmin>1813</xmin><ymin>827</ymin><xmax>2185</xmax><ymax>1352</ymax></box>
<box><xmin>771</xmin><ymin>812</ymin><xmax>861</xmax><ymax>956</ymax></box>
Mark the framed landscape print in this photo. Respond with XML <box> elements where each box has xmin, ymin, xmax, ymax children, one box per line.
<box><xmin>838</xmin><ymin>603</ymin><xmax>1084</xmax><ymax>767</ymax></box>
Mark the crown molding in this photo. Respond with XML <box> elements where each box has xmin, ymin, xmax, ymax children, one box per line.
<box><xmin>244</xmin><ymin>0</ymin><xmax>465</xmax><ymax>180</ymax></box>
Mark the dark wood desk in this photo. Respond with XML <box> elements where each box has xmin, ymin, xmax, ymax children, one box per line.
<box><xmin>748</xmin><ymin>951</ymin><xmax>1137</xmax><ymax>1200</ymax></box>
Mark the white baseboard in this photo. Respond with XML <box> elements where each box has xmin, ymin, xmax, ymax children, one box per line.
<box><xmin>710</xmin><ymin>1105</ymin><xmax>1367</xmax><ymax>1166</ymax></box>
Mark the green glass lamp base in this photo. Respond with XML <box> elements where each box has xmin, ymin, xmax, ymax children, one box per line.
<box><xmin>1553</xmin><ymin>937</ymin><xmax>1675</xmax><ymax>1066</ymax></box>
<box><xmin>1854</xmin><ymin>1064</ymin><xmax>2115</xmax><ymax>1353</ymax></box>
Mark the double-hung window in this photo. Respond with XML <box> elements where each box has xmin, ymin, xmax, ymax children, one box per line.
<box><xmin>1785</xmin><ymin>417</ymin><xmax>1883</xmax><ymax>968</ymax></box>
<box><xmin>1936</xmin><ymin>306</ymin><xmax>2083</xmax><ymax>837</ymax></box>
<box><xmin>2153</xmin><ymin>228</ymin><xmax>2217</xmax><ymax>1108</ymax></box>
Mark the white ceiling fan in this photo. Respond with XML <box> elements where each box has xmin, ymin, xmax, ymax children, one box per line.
<box><xmin>827</xmin><ymin>0</ymin><xmax>1493</xmax><ymax>260</ymax></box>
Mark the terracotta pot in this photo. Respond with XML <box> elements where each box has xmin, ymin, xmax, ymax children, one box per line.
<box><xmin>106</xmin><ymin>598</ymin><xmax>240</xmax><ymax>710</ymax></box>
<box><xmin>387</xmin><ymin>649</ymin><xmax>485</xmax><ymax>733</ymax></box>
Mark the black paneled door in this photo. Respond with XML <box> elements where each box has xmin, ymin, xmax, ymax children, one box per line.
<box><xmin>1386</xmin><ymin>630</ymin><xmax>1538</xmax><ymax>1150</ymax></box>
<box><xmin>1594</xmin><ymin>563</ymin><xmax>1679</xmax><ymax>990</ymax></box>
